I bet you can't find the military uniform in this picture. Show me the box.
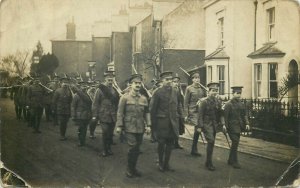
[52,79,73,140]
[224,86,249,168]
[11,81,22,120]
[27,79,46,133]
[92,71,119,156]
[185,84,206,155]
[150,71,183,172]
[19,81,31,123]
[197,82,224,171]
[87,85,98,139]
[116,74,151,177]
[48,80,60,126]
[72,85,92,146]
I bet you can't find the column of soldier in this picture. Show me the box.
[9,70,250,178]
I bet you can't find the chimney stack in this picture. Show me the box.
[66,17,76,40]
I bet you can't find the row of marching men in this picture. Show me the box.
[9,69,250,178]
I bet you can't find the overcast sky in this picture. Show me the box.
[0,0,151,57]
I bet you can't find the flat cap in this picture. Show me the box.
[129,74,143,83]
[231,86,243,93]
[160,71,173,79]
[207,82,219,89]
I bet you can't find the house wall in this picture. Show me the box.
[162,0,205,50]
[51,41,92,76]
[204,0,254,98]
[163,49,206,85]
[252,0,300,101]
[112,32,132,89]
[92,37,111,81]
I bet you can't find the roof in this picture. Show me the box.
[205,47,229,60]
[247,42,286,59]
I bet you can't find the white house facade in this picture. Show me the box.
[248,0,300,103]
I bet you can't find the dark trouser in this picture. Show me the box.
[44,104,52,121]
[228,133,240,164]
[157,137,174,169]
[52,110,58,126]
[29,106,43,132]
[23,107,30,123]
[191,126,200,153]
[126,133,143,173]
[15,104,22,120]
[58,115,70,137]
[101,122,115,152]
[75,119,90,145]
[204,130,216,165]
[89,118,98,136]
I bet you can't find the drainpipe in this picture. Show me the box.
[254,0,258,51]
[228,58,230,99]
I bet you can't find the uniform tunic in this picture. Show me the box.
[184,84,205,125]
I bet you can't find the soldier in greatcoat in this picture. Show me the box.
[92,71,120,157]
[20,77,31,124]
[72,81,92,147]
[184,70,206,156]
[197,82,224,171]
[52,77,73,140]
[172,74,184,149]
[150,71,183,172]
[116,74,151,178]
[224,86,250,169]
[10,78,23,120]
[48,76,60,126]
[27,75,46,133]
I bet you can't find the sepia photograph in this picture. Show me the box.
[0,0,299,187]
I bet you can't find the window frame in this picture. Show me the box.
[266,7,275,41]
[218,17,224,47]
[254,64,262,98]
[268,63,278,98]
[217,65,225,95]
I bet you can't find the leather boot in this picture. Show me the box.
[205,143,215,171]
[191,132,201,156]
[164,145,175,172]
[157,143,164,172]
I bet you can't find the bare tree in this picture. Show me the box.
[0,50,29,77]
[278,73,299,101]
[138,33,174,78]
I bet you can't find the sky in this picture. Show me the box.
[0,0,151,57]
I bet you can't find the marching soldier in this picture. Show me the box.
[197,82,224,171]
[27,75,46,133]
[224,86,250,169]
[172,74,184,149]
[48,76,60,126]
[87,81,98,139]
[184,70,206,156]
[116,74,151,178]
[150,71,183,172]
[53,77,73,140]
[92,70,120,157]
[20,77,32,124]
[11,78,23,120]
[72,81,92,147]
[149,79,162,143]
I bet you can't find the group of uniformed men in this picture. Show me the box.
[9,69,250,178]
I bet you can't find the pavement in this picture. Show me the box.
[182,124,299,164]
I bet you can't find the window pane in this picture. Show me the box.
[269,64,277,80]
[270,82,278,98]
[257,82,261,97]
[219,81,225,95]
